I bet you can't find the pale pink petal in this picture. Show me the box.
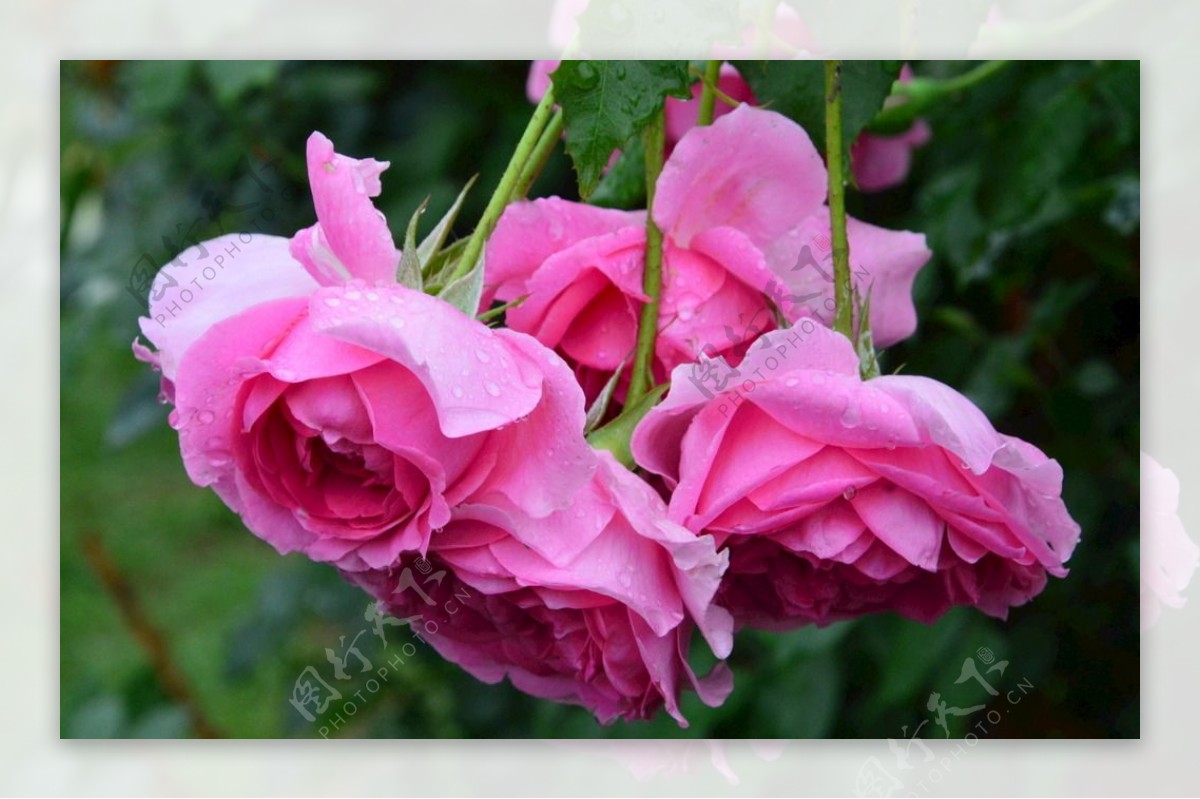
[137,233,318,380]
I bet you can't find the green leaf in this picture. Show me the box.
[397,199,427,291]
[588,135,647,209]
[583,360,627,434]
[422,237,468,293]
[552,60,692,198]
[732,60,901,159]
[418,175,477,270]
[437,252,485,318]
[586,383,667,468]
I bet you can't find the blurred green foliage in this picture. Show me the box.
[60,60,1138,739]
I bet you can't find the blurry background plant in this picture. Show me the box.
[60,59,1138,738]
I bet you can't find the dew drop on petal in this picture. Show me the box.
[345,289,362,301]
[452,386,464,399]
[840,402,861,429]
[475,349,492,363]
[842,485,857,501]
[485,381,501,397]
[324,296,341,307]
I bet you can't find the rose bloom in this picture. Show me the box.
[632,323,1082,629]
[484,105,929,404]
[135,132,595,571]
[346,452,734,726]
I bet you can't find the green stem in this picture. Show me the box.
[696,60,722,126]
[453,86,557,283]
[824,60,854,341]
[512,108,564,201]
[869,60,1011,135]
[627,109,666,403]
[934,58,1011,94]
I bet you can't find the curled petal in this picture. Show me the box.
[290,131,399,286]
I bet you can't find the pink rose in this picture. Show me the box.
[631,322,1081,629]
[346,452,734,725]
[135,133,596,571]
[485,105,929,405]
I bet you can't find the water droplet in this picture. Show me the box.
[842,485,858,501]
[960,460,971,470]
[452,386,464,399]
[784,377,800,388]
[475,349,491,363]
[365,291,379,301]
[677,306,695,321]
[156,391,169,405]
[275,368,297,381]
[167,409,182,429]
[345,289,362,300]
[324,296,341,307]
[389,317,405,328]
[389,293,405,304]
[196,410,216,425]
[840,402,861,429]
[574,61,599,89]
[485,381,501,397]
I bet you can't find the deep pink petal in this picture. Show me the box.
[289,131,398,286]
[484,198,644,307]
[653,105,826,274]
[307,282,542,437]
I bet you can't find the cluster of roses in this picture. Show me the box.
[136,79,1080,726]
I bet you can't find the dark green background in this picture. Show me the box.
[60,60,1138,738]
